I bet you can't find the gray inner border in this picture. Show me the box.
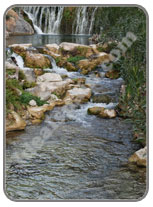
[3,3,149,202]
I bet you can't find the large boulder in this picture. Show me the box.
[6,111,26,132]
[64,87,91,104]
[37,73,62,82]
[129,146,147,167]
[24,52,51,68]
[6,9,34,35]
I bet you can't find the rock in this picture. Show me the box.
[27,79,73,98]
[23,70,36,83]
[37,73,62,82]
[92,94,112,104]
[77,53,109,74]
[65,62,78,72]
[78,59,97,74]
[49,94,59,101]
[59,42,96,58]
[99,108,116,118]
[88,107,116,118]
[9,44,32,57]
[105,69,120,79]
[37,91,51,101]
[6,9,34,35]
[73,78,86,85]
[88,107,102,115]
[129,146,147,167]
[64,88,91,104]
[5,61,19,70]
[29,99,37,106]
[45,44,60,54]
[31,119,42,125]
[59,42,81,51]
[24,52,51,69]
[33,69,43,76]
[27,103,55,119]
[6,111,26,132]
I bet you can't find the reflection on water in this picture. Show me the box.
[6,34,91,47]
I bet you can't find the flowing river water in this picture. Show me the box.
[5,35,146,200]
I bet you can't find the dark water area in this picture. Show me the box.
[6,34,91,47]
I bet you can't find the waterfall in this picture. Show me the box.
[23,6,97,35]
[72,7,97,34]
[23,6,64,34]
[88,7,98,34]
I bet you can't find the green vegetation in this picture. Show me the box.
[20,92,47,106]
[6,70,46,114]
[55,57,61,64]
[96,7,146,144]
[67,56,86,64]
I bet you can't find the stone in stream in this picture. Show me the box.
[24,52,52,69]
[88,107,116,118]
[129,146,147,167]
[27,103,55,120]
[92,94,113,104]
[37,73,62,82]
[6,111,26,132]
[64,87,92,104]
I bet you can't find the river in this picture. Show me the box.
[5,34,146,200]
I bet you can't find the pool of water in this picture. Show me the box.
[6,34,91,47]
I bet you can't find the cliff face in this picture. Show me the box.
[6,9,34,36]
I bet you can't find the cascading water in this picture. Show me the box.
[72,7,98,34]
[24,6,64,34]
[23,6,97,35]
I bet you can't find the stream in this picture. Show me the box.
[5,35,146,200]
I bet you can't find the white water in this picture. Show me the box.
[11,52,80,78]
[24,10,43,34]
[24,7,64,34]
[23,6,97,35]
